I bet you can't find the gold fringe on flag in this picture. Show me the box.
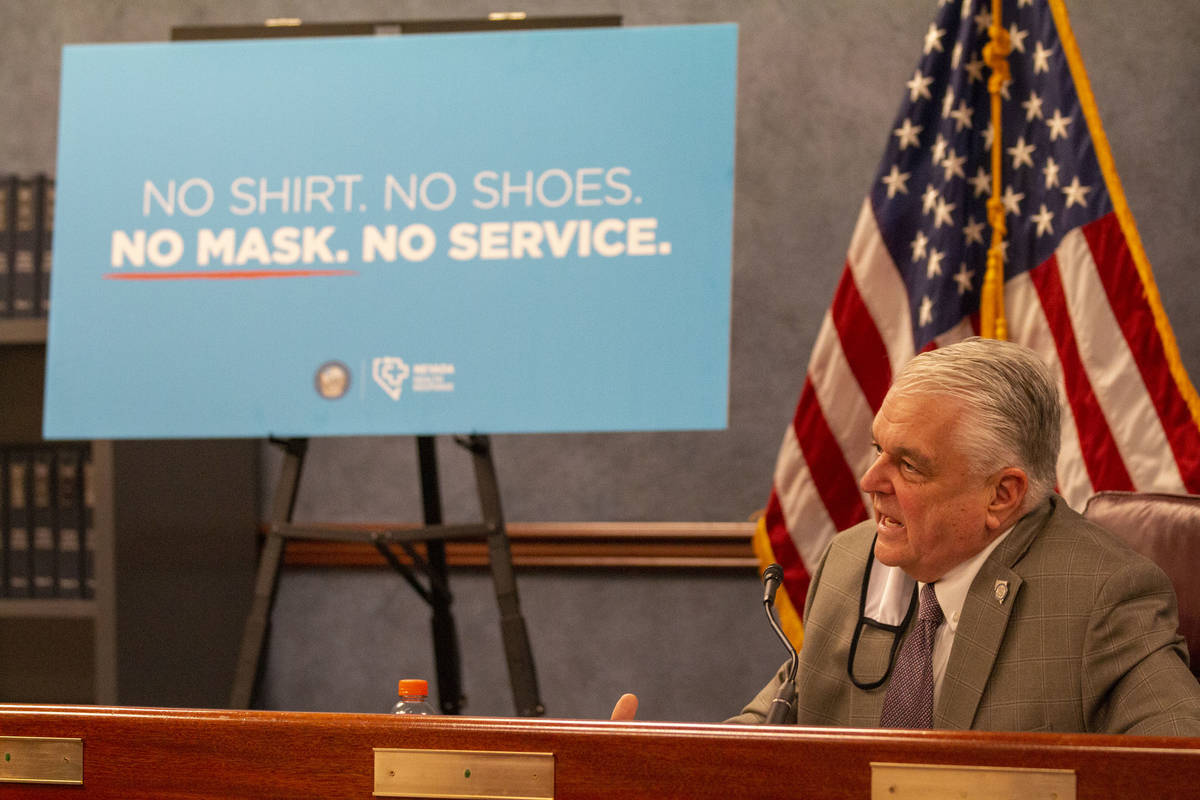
[752,517,805,649]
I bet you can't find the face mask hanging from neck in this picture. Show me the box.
[846,536,918,690]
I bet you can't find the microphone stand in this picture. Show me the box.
[761,564,799,724]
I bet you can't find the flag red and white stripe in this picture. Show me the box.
[757,0,1200,639]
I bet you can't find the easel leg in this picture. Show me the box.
[229,435,541,716]
[416,436,464,715]
[229,438,307,709]
[466,435,545,717]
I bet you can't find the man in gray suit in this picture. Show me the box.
[613,337,1200,733]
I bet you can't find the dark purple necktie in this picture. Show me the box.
[879,582,944,728]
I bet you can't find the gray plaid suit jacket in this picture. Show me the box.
[733,495,1200,734]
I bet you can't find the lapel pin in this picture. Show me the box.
[994,580,1009,603]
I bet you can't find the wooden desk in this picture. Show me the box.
[2,704,1198,798]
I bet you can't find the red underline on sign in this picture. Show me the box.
[104,269,358,281]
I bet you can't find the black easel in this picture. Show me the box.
[229,434,544,717]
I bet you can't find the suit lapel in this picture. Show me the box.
[935,499,1054,729]
[937,563,1022,728]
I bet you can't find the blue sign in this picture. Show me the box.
[44,25,737,438]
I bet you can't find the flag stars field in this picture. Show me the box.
[1042,157,1060,189]
[1062,176,1091,208]
[1046,108,1072,140]
[908,70,934,101]
[925,23,947,54]
[882,165,911,198]
[942,150,967,181]
[1001,185,1024,216]
[911,230,929,261]
[1008,136,1037,169]
[1032,204,1055,237]
[962,217,986,246]
[927,248,946,278]
[1008,23,1029,54]
[969,168,991,197]
[1022,91,1044,121]
[894,118,923,149]
[1033,41,1053,74]
[953,262,974,294]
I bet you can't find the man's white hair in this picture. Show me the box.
[888,337,1061,505]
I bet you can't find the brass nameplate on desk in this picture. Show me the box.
[374,747,554,799]
[871,762,1075,799]
[0,736,84,785]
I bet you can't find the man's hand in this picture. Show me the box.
[610,693,639,721]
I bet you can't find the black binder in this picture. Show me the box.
[35,175,53,317]
[0,176,13,317]
[30,447,57,597]
[55,445,85,598]
[11,177,37,317]
[6,448,33,597]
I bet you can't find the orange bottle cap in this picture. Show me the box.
[398,679,429,697]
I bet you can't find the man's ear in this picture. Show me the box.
[987,467,1028,530]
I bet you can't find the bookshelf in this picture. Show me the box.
[0,321,107,703]
[0,319,259,707]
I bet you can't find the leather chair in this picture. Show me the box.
[1082,491,1200,678]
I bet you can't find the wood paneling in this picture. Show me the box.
[1,705,1198,799]
[281,521,758,569]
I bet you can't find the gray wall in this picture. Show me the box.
[4,1,1198,720]
[262,567,783,721]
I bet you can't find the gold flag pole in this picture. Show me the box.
[980,1,1011,340]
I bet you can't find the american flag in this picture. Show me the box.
[758,0,1200,639]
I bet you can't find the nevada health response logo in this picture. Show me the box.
[371,356,456,400]
[372,357,410,400]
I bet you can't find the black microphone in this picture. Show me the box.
[762,562,783,605]
[761,563,798,724]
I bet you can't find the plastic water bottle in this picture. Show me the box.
[391,679,437,715]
